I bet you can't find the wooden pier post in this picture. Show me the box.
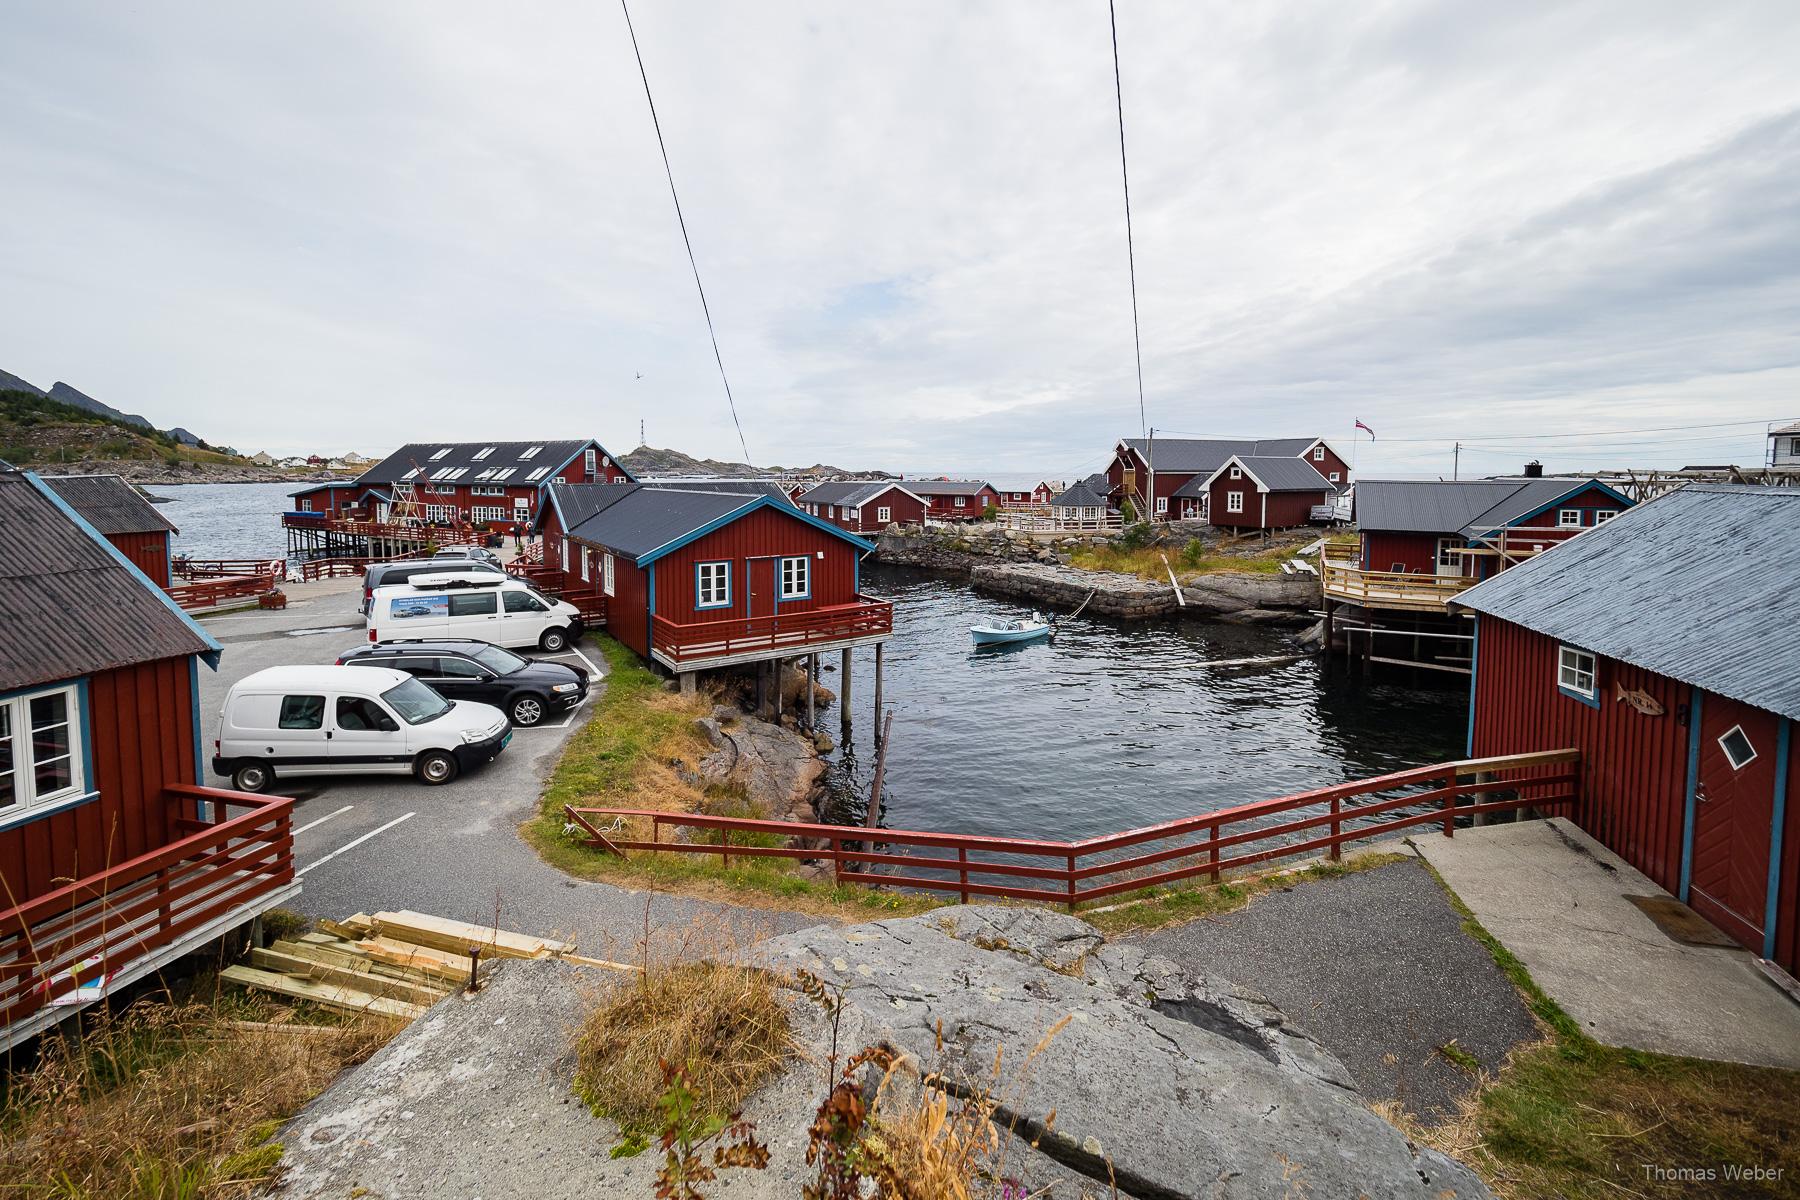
[805,653,816,731]
[774,658,784,723]
[840,647,853,737]
[873,642,885,746]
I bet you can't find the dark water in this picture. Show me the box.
[148,482,295,560]
[823,564,1466,840]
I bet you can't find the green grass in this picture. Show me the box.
[1068,540,1292,582]
[521,635,939,921]
[1412,864,1800,1199]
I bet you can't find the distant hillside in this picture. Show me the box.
[0,368,42,396]
[47,381,154,430]
[621,444,879,479]
[0,388,312,482]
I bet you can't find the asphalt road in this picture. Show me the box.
[1130,856,1539,1119]
[195,579,816,955]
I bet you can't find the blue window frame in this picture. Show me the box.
[695,561,731,610]
[779,555,811,601]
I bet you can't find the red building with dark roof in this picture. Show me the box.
[1109,437,1348,522]
[795,481,927,533]
[40,473,179,586]
[902,479,1000,523]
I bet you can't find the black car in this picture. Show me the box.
[336,639,589,727]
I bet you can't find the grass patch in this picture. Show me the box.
[1401,864,1800,1199]
[574,958,790,1133]
[1068,540,1291,582]
[0,984,395,1199]
[522,636,939,921]
[1082,851,1411,935]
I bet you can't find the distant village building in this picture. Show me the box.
[1192,455,1335,532]
[0,467,295,1051]
[796,481,928,534]
[1453,484,1800,972]
[902,479,1001,523]
[1107,437,1348,523]
[1770,421,1800,468]
[249,451,275,466]
[39,473,179,587]
[1047,477,1112,528]
[995,481,1062,508]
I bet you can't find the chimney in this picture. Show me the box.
[1523,460,1544,478]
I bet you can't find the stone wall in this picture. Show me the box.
[970,561,1181,619]
[872,523,1092,574]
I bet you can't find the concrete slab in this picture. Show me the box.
[1413,817,1800,1069]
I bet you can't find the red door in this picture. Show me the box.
[746,558,777,621]
[1689,696,1779,949]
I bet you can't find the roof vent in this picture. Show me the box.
[1523,460,1544,478]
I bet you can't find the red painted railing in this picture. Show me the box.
[296,549,432,581]
[0,784,294,1027]
[567,749,1578,909]
[651,597,894,666]
[171,557,287,581]
[166,572,282,610]
[509,564,607,625]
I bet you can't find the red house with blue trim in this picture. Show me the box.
[1453,484,1799,972]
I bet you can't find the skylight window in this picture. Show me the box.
[429,448,452,461]
[472,447,495,461]
[445,467,468,480]
[525,467,550,482]
[432,467,455,480]
[491,468,517,481]
[520,446,543,460]
[401,467,421,480]
[474,468,496,481]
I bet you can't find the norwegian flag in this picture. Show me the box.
[1354,419,1375,440]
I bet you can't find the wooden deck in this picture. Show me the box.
[651,596,893,670]
[1320,555,1478,612]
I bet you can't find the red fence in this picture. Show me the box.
[296,549,433,582]
[567,749,1578,909]
[171,557,286,580]
[509,564,607,624]
[650,597,894,666]
[166,572,281,610]
[0,784,294,1028]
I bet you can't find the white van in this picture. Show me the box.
[365,573,582,652]
[212,665,511,792]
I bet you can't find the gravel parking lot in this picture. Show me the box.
[196,579,815,951]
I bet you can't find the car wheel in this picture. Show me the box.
[539,627,570,653]
[415,749,459,785]
[510,695,547,727]
[232,761,273,793]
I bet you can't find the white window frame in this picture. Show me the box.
[1435,539,1462,570]
[696,561,731,609]
[470,505,508,523]
[876,506,891,524]
[1328,471,1341,483]
[491,468,517,481]
[424,503,457,522]
[561,539,570,573]
[1717,724,1757,770]
[602,553,615,597]
[779,555,810,600]
[1557,645,1597,700]
[846,506,860,521]
[1558,508,1582,528]
[579,548,590,581]
[584,448,597,474]
[954,496,967,508]
[1155,497,1169,514]
[1225,491,1245,514]
[1594,510,1616,524]
[1313,446,1326,461]
[1228,466,1242,479]
[0,684,88,825]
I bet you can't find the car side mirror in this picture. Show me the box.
[478,671,497,682]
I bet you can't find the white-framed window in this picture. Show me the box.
[829,505,837,519]
[846,506,860,521]
[1718,725,1757,770]
[584,448,597,475]
[299,499,313,512]
[1228,466,1242,479]
[877,506,891,523]
[561,539,570,572]
[1594,510,1616,524]
[471,485,506,497]
[470,505,508,523]
[1313,446,1326,461]
[696,561,731,609]
[1225,491,1245,514]
[0,685,87,820]
[1558,508,1582,528]
[1436,539,1462,570]
[780,555,810,599]
[1155,497,1169,514]
[1557,645,1597,700]
[579,548,590,581]
[1328,471,1341,483]
[602,553,615,597]
[954,496,967,508]
[424,504,458,521]
[473,447,495,461]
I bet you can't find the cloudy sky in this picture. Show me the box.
[3,1,1798,481]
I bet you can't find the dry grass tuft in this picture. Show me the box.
[0,993,395,1199]
[574,959,791,1133]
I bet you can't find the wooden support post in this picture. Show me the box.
[831,834,844,886]
[865,710,894,828]
[1329,796,1342,861]
[840,647,853,735]
[774,658,784,723]
[873,642,885,745]
[1066,852,1077,913]
[1208,822,1221,884]
[1442,775,1455,837]
[679,672,696,697]
[805,653,816,731]
[755,662,766,718]
[958,847,970,904]
[1471,769,1492,827]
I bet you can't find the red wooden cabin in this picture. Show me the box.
[1454,484,1799,972]
[1353,476,1633,580]
[0,468,294,1052]
[1109,437,1348,522]
[795,481,927,533]
[995,481,1062,508]
[903,480,1000,522]
[1191,455,1333,531]
[548,483,892,678]
[40,473,178,587]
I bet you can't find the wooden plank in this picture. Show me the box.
[369,910,574,959]
[355,937,492,983]
[221,965,426,1020]
[248,947,448,1006]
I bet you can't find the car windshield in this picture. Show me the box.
[470,644,528,675]
[381,677,453,725]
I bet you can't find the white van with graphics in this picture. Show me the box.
[212,665,510,791]
[365,573,582,652]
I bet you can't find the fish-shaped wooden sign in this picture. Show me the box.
[1614,682,1665,717]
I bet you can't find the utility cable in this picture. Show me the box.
[1108,0,1147,441]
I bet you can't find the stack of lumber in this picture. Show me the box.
[221,909,582,1020]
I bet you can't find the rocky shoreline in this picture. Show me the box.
[60,459,354,486]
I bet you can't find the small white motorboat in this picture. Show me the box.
[970,613,1052,647]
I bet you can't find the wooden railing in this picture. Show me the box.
[0,784,294,1027]
[166,571,283,610]
[171,557,286,581]
[508,564,607,625]
[1320,555,1479,612]
[296,549,432,581]
[567,749,1578,910]
[651,597,894,666]
[998,510,1123,534]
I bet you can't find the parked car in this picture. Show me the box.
[366,573,582,652]
[362,557,505,614]
[432,544,502,566]
[336,639,589,727]
[212,665,510,792]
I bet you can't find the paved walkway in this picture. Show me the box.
[1131,858,1538,1119]
[1414,817,1800,1069]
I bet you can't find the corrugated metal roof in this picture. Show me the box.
[798,480,910,507]
[1051,481,1108,507]
[1452,485,1800,721]
[0,471,214,692]
[39,473,177,535]
[565,488,758,561]
[547,482,638,533]
[1459,478,1607,535]
[642,480,794,505]
[1120,437,1319,473]
[1355,479,1537,533]
[1770,419,1800,435]
[902,479,993,497]
[355,440,622,486]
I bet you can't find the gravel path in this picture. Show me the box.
[1130,856,1538,1119]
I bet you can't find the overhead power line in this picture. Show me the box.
[1107,0,1147,441]
[618,0,752,466]
[1151,416,1795,446]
